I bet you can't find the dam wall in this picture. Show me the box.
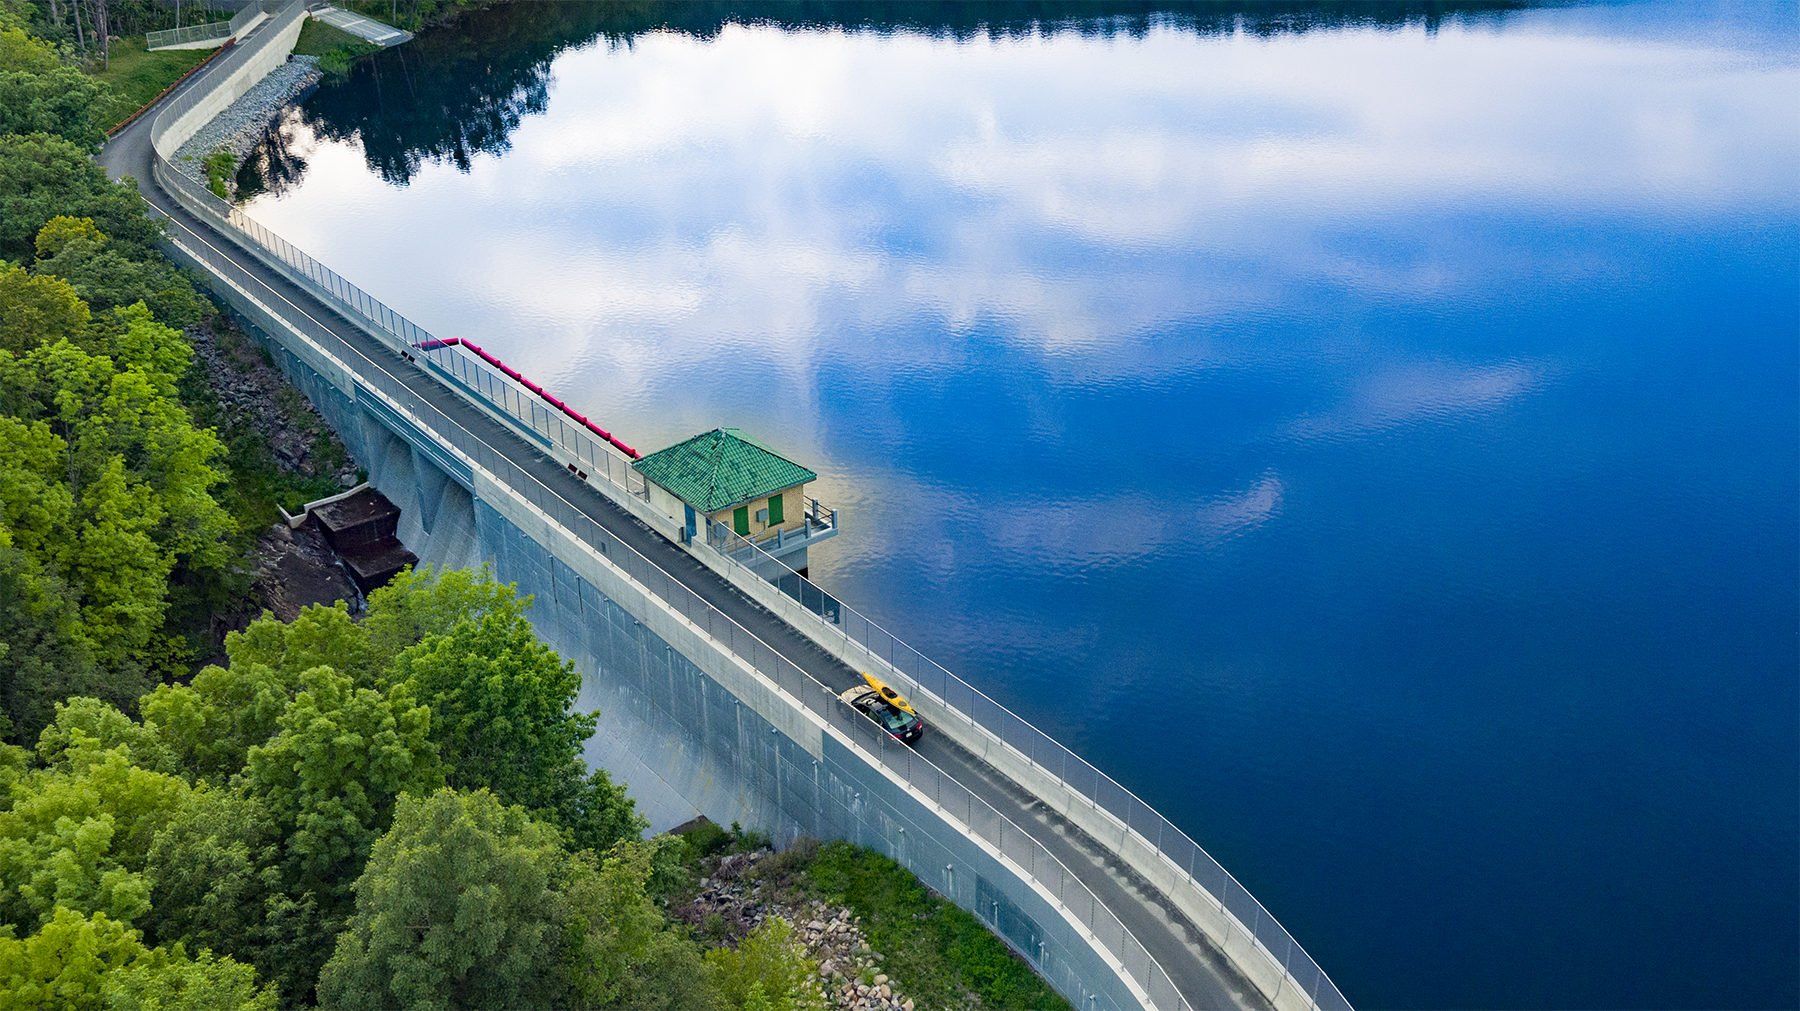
[188,260,1145,1010]
[118,6,1353,1007]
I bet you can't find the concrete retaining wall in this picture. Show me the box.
[152,10,304,157]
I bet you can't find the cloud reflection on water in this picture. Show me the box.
[236,8,1800,1007]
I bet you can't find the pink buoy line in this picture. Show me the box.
[416,337,640,459]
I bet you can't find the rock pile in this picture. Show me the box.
[678,848,916,1011]
[250,520,360,622]
[174,55,322,196]
[186,317,360,488]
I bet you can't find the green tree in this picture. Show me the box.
[0,259,89,352]
[0,745,190,929]
[0,328,233,715]
[33,217,207,328]
[705,917,826,1011]
[225,603,377,689]
[386,608,597,814]
[0,334,235,663]
[0,533,98,742]
[0,907,274,1011]
[141,661,298,786]
[34,696,174,774]
[559,764,647,856]
[317,788,584,1010]
[233,664,441,999]
[379,569,644,851]
[63,456,169,664]
[0,443,164,720]
[100,303,195,393]
[562,839,721,1011]
[244,665,442,898]
[362,564,524,665]
[140,787,284,982]
[321,788,720,1011]
[0,24,104,148]
[0,63,104,150]
[0,133,160,262]
[0,22,61,76]
[0,414,71,554]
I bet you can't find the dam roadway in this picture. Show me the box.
[102,15,1289,1009]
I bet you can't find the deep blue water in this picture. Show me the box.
[242,3,1800,1006]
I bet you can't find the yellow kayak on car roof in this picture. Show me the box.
[861,672,916,715]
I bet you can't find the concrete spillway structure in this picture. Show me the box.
[101,7,1352,1010]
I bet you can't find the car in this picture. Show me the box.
[839,683,925,744]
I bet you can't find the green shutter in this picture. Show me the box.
[733,506,750,536]
[767,493,784,525]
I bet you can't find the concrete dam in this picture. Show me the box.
[101,6,1351,1009]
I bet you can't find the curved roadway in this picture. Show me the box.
[101,27,1266,1011]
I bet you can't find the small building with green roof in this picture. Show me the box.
[633,428,838,572]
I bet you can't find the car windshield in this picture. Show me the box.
[875,704,917,733]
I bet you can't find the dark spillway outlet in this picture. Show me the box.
[310,487,417,592]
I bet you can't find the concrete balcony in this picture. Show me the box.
[710,496,838,577]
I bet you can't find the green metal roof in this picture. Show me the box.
[631,428,817,514]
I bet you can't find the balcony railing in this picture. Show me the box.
[714,497,839,559]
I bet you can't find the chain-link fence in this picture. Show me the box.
[139,13,1350,1008]
[145,0,277,48]
[146,18,232,48]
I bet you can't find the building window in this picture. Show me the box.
[767,493,784,525]
[733,506,750,536]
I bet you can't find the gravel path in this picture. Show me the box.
[173,55,321,193]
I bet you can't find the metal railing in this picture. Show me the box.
[138,12,1349,1009]
[720,497,839,556]
[146,18,232,48]
[414,339,652,498]
[696,512,1353,1011]
[227,0,269,36]
[145,0,275,48]
[150,0,304,159]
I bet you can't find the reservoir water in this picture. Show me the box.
[240,3,1799,1006]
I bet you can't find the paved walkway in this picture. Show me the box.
[309,5,411,46]
[99,23,1267,1009]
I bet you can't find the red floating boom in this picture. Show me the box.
[415,337,640,459]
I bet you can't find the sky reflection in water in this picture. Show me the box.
[243,5,1799,1006]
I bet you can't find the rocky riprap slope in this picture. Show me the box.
[676,848,918,1011]
[173,55,322,196]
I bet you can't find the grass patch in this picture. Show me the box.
[203,148,234,198]
[666,824,1072,1009]
[88,38,210,129]
[293,18,379,76]
[804,841,1073,1011]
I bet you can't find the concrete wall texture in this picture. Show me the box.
[152,10,304,157]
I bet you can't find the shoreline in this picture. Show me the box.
[172,53,321,195]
